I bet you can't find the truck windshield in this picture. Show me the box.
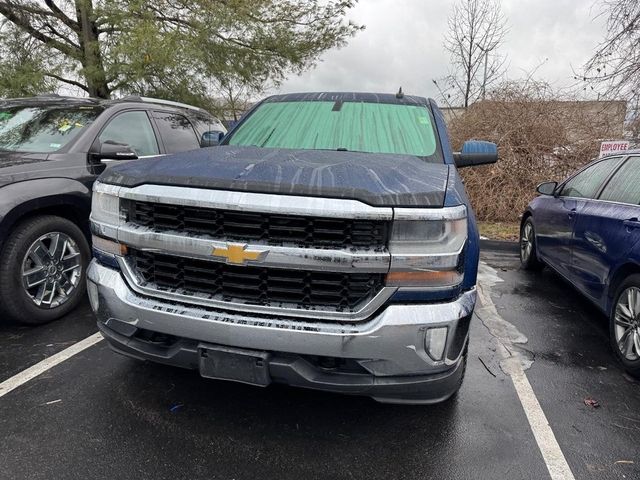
[227,100,440,159]
[0,105,102,153]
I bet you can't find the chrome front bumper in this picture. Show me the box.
[87,260,476,403]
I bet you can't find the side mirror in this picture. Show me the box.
[200,130,225,148]
[454,140,498,168]
[536,181,558,196]
[95,140,138,161]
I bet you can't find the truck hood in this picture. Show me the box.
[99,146,450,207]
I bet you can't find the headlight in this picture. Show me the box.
[387,205,467,288]
[91,181,123,226]
[389,216,467,255]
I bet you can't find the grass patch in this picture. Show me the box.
[478,221,520,241]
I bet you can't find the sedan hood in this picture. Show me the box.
[99,146,450,207]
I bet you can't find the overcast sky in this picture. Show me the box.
[275,0,607,102]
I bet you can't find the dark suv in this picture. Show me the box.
[0,94,226,325]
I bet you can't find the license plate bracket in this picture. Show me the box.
[198,344,271,387]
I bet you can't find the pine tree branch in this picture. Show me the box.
[43,72,89,92]
[0,3,82,59]
[44,0,80,31]
[43,21,81,50]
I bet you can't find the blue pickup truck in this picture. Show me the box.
[87,92,497,404]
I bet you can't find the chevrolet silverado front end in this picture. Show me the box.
[87,92,497,404]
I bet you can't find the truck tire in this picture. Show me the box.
[519,217,544,271]
[0,215,90,325]
[610,274,640,378]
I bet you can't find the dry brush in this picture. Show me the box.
[448,82,626,222]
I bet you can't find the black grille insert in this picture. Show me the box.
[125,200,389,249]
[130,250,385,311]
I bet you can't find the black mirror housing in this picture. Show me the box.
[536,181,558,196]
[95,140,138,161]
[454,140,498,168]
[201,130,225,148]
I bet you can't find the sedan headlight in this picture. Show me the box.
[91,181,123,226]
[387,205,467,288]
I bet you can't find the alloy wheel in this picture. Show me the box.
[614,286,640,361]
[520,222,533,261]
[21,232,82,309]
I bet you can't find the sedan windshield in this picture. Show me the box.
[0,105,102,153]
[227,100,440,160]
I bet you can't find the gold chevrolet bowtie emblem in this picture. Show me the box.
[211,243,266,265]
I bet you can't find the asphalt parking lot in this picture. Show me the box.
[1,247,639,480]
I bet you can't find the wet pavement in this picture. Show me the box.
[1,247,639,480]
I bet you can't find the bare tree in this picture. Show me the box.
[442,0,508,108]
[584,1,639,99]
[210,76,263,124]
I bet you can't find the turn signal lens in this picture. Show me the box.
[385,270,462,287]
[92,235,128,256]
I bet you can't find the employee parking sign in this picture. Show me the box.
[599,140,629,158]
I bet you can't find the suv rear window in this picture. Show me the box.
[226,100,440,159]
[0,105,102,153]
[152,112,200,154]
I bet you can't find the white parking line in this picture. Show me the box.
[0,332,103,398]
[477,263,575,480]
[508,357,576,480]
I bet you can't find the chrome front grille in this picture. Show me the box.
[124,200,390,249]
[93,184,397,321]
[129,249,385,312]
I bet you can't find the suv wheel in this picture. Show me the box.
[610,275,640,377]
[0,215,90,325]
[520,218,544,271]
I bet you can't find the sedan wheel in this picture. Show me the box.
[613,286,640,361]
[519,218,544,271]
[520,222,533,262]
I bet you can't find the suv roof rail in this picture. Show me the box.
[0,94,98,104]
[118,95,208,114]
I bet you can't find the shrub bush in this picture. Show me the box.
[448,82,626,222]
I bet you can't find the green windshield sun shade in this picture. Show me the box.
[229,101,438,157]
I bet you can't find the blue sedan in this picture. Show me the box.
[520,151,640,376]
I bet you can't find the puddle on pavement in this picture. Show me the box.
[477,262,534,373]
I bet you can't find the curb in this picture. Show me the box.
[480,239,519,253]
